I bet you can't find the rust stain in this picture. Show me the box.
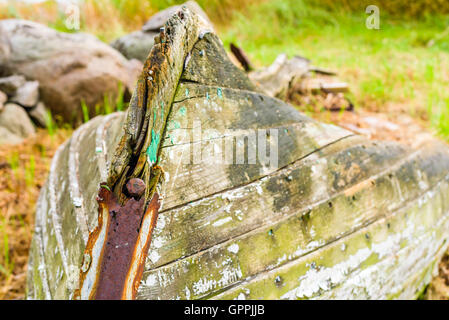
[123,193,160,300]
[126,178,146,198]
[75,182,160,300]
[344,178,375,197]
[94,194,145,299]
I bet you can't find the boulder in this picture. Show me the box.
[28,101,48,128]
[10,80,39,108]
[0,19,143,124]
[0,90,6,112]
[0,102,35,144]
[0,75,26,96]
[111,1,213,62]
[110,30,156,63]
[0,28,10,77]
[0,127,24,145]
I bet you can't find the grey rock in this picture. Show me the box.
[142,1,212,32]
[111,30,157,62]
[0,74,26,96]
[0,126,25,145]
[28,101,48,128]
[112,1,213,63]
[0,28,11,77]
[11,80,39,108]
[0,102,35,144]
[0,90,6,112]
[0,19,143,124]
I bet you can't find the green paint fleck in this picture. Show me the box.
[146,128,161,165]
[167,120,181,131]
[166,134,174,145]
[179,106,187,116]
[185,88,189,97]
[217,88,223,99]
[284,128,289,134]
[100,184,111,192]
[206,92,210,100]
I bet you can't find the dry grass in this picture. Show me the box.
[0,129,72,300]
[425,252,449,299]
[0,0,264,42]
[0,0,154,42]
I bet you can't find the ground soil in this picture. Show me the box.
[0,129,71,300]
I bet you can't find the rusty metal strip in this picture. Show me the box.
[75,8,212,300]
[74,181,160,300]
[122,193,161,300]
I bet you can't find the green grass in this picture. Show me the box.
[115,82,125,112]
[25,156,35,188]
[81,100,90,123]
[7,152,19,178]
[0,217,13,278]
[217,0,449,141]
[44,110,57,140]
[2,0,449,141]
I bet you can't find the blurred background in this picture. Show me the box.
[1,0,449,299]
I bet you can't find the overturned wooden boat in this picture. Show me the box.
[27,8,449,300]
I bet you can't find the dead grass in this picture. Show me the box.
[0,0,265,42]
[424,252,449,299]
[0,0,154,42]
[0,129,72,300]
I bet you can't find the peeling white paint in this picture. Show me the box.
[185,286,191,300]
[149,251,161,264]
[234,209,243,221]
[281,207,449,300]
[281,247,372,299]
[237,293,246,300]
[227,244,239,254]
[152,236,165,249]
[145,274,157,287]
[192,265,243,297]
[212,216,232,227]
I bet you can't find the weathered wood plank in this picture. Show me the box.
[107,8,212,198]
[29,115,125,299]
[213,176,449,300]
[181,33,256,91]
[136,143,449,299]
[27,186,52,300]
[143,136,403,269]
[77,114,123,231]
[158,82,353,208]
